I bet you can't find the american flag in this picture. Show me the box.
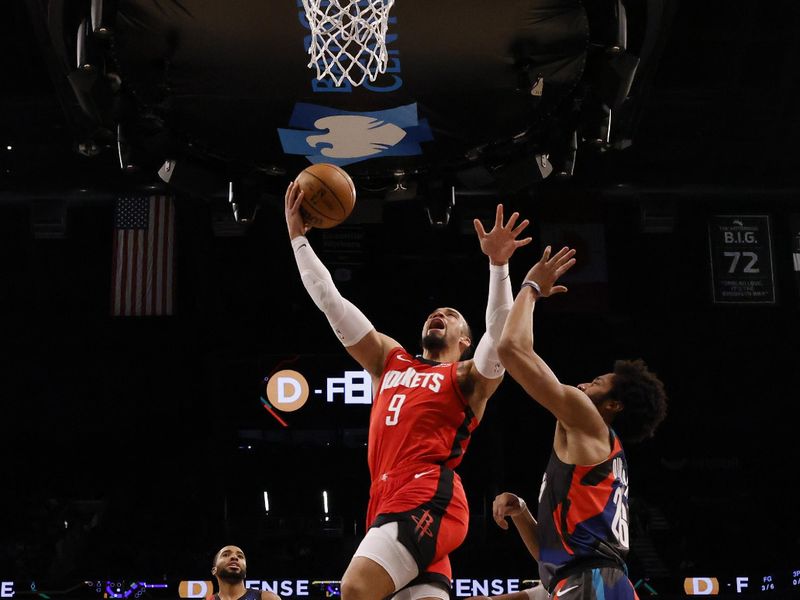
[111,196,175,316]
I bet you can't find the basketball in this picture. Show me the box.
[294,163,356,229]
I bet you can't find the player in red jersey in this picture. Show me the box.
[285,182,531,600]
[493,247,668,600]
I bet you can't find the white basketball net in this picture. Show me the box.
[302,0,395,87]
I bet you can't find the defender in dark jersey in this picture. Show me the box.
[286,184,531,600]
[210,545,281,600]
[493,247,668,600]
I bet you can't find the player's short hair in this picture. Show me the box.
[608,359,668,443]
[212,545,243,567]
[212,548,222,567]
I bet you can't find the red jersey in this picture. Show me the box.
[365,347,479,582]
[368,347,478,482]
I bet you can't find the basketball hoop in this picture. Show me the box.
[301,0,395,87]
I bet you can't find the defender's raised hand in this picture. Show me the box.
[492,492,528,530]
[523,245,576,297]
[474,204,532,266]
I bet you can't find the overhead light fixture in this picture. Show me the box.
[228,180,259,224]
[554,130,578,179]
[116,124,137,172]
[157,158,227,198]
[91,0,115,38]
[494,152,553,192]
[424,182,455,229]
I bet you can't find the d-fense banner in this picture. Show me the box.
[3,573,800,599]
[0,578,541,600]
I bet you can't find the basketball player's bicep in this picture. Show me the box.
[344,330,400,377]
[459,361,501,420]
[519,372,602,431]
[468,363,501,398]
[501,348,589,422]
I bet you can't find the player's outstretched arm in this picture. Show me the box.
[498,246,605,434]
[285,182,399,377]
[493,492,540,561]
[464,204,532,415]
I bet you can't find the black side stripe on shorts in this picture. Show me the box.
[425,465,455,514]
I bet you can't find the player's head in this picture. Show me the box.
[579,359,668,443]
[421,307,472,359]
[212,545,247,582]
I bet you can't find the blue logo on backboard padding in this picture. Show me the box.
[278,102,433,166]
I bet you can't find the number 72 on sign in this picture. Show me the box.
[708,215,776,304]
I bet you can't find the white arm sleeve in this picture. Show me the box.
[473,262,513,379]
[291,236,374,347]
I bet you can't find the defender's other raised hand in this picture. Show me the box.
[492,492,528,530]
[285,181,311,239]
[523,245,576,297]
[474,204,532,266]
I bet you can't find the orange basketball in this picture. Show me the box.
[295,163,356,229]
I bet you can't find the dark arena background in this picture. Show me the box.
[2,1,800,599]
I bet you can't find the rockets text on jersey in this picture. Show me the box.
[380,367,446,393]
